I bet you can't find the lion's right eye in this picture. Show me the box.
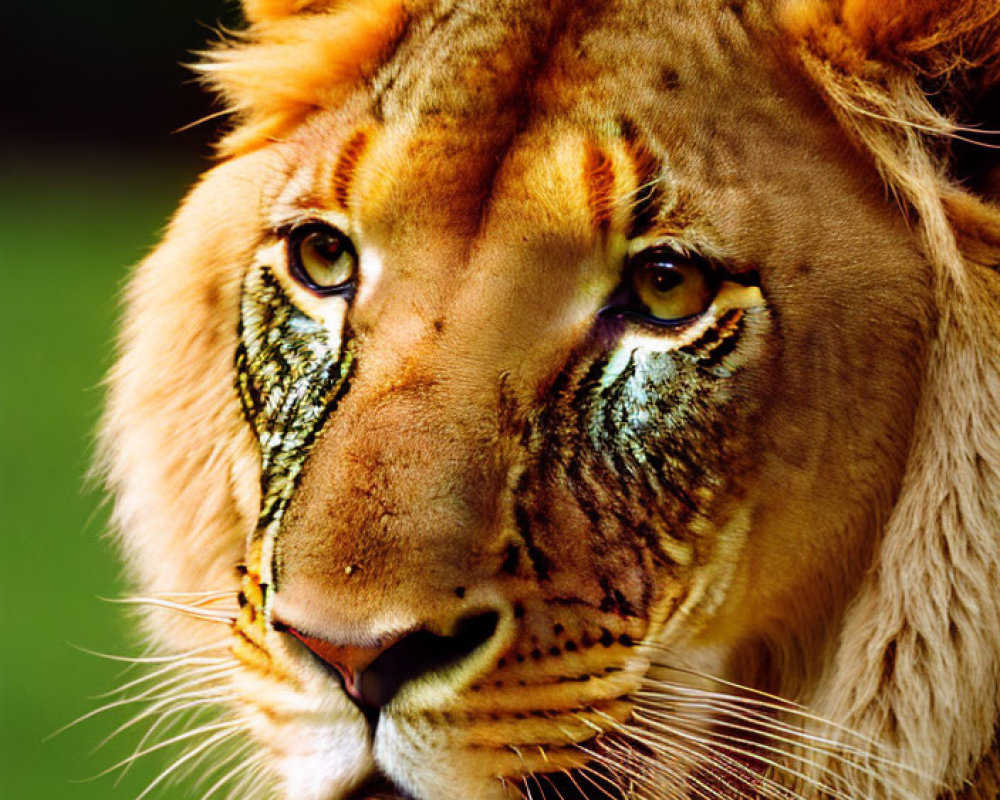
[287,222,358,296]
[631,254,714,324]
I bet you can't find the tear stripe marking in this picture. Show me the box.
[235,265,354,604]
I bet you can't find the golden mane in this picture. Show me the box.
[777,2,1000,795]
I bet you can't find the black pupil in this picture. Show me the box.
[311,233,343,262]
[648,264,683,293]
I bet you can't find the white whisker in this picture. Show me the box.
[562,763,618,800]
[112,699,228,787]
[52,690,204,741]
[637,652,890,752]
[108,662,236,711]
[142,590,237,603]
[222,757,269,800]
[636,698,918,794]
[575,738,689,800]
[196,741,258,800]
[134,727,238,800]
[88,721,240,780]
[635,679,935,785]
[98,686,233,755]
[103,596,237,623]
[537,768,566,800]
[619,717,801,800]
[598,732,737,800]
[509,745,539,800]
[571,762,628,800]
[58,662,236,742]
[629,709,855,800]
[164,724,241,793]
[93,657,233,700]
[69,641,230,664]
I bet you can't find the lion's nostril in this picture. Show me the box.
[358,611,499,708]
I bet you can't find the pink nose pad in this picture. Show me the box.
[287,628,407,703]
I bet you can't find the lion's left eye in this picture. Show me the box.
[287,222,358,296]
[602,248,718,326]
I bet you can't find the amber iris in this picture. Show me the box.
[632,254,714,323]
[287,223,358,295]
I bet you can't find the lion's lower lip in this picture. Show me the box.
[345,775,406,800]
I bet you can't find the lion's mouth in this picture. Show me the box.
[347,764,627,800]
[346,775,403,800]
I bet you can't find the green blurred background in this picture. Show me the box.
[1,2,243,798]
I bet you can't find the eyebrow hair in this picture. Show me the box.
[331,128,371,211]
[623,135,666,239]
[584,141,616,233]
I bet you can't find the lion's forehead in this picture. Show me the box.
[372,0,760,121]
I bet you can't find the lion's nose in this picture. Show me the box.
[286,627,408,704]
[286,611,500,710]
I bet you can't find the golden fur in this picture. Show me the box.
[100,1,1000,798]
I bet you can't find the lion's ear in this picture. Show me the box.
[785,0,1000,207]
[837,0,1000,80]
[784,0,1000,88]
[862,0,1000,199]
[843,0,1000,199]
[203,0,417,155]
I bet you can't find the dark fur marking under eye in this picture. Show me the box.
[236,266,355,580]
[679,308,745,370]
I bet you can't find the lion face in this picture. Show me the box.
[102,1,1000,799]
[226,4,930,791]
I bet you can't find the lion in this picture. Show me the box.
[98,1,1000,799]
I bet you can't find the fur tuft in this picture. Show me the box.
[242,0,338,24]
[781,0,1000,278]
[201,0,415,155]
[784,0,1000,84]
[841,0,1000,82]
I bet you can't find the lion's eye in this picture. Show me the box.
[629,250,715,324]
[287,223,357,296]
